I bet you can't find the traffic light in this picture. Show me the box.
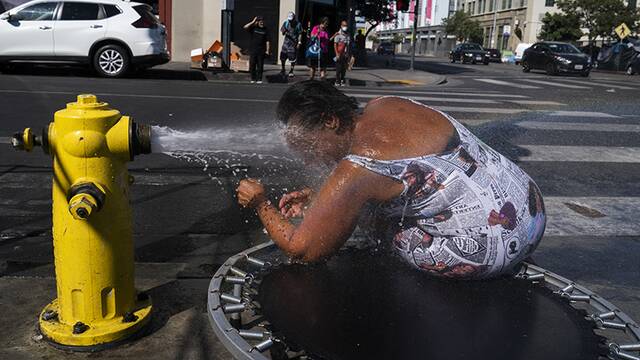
[397,0,409,11]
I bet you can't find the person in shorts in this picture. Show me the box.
[279,12,302,78]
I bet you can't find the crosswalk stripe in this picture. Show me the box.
[547,110,620,118]
[349,93,499,104]
[520,79,589,89]
[545,197,640,236]
[506,100,565,106]
[343,89,529,98]
[474,79,541,89]
[434,106,529,114]
[518,121,640,132]
[518,145,640,163]
[556,79,636,90]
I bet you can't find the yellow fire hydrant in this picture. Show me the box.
[12,94,153,349]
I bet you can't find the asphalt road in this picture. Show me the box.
[1,57,639,359]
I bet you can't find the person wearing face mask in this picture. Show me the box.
[280,12,303,78]
[244,16,271,84]
[332,20,351,86]
[307,17,330,80]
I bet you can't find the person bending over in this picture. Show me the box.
[236,80,546,279]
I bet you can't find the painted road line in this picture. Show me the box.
[474,79,541,89]
[556,79,636,90]
[520,79,589,89]
[518,121,640,133]
[547,110,620,118]
[0,89,279,103]
[518,145,640,163]
[349,93,499,104]
[434,106,529,114]
[506,100,565,106]
[545,197,640,237]
[343,89,528,98]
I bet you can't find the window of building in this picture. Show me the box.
[489,0,494,11]
[501,0,507,9]
[545,0,555,6]
[15,2,57,21]
[60,2,101,20]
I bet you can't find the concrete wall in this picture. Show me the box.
[171,0,222,62]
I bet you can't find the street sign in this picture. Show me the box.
[615,23,630,40]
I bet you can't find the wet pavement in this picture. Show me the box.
[1,56,640,359]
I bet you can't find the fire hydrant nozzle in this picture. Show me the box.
[14,94,153,349]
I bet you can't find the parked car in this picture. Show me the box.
[522,41,591,77]
[485,48,502,63]
[627,52,640,75]
[449,43,490,65]
[514,43,532,65]
[597,39,640,73]
[377,42,395,55]
[0,0,170,77]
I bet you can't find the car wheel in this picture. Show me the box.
[580,71,590,77]
[522,61,531,73]
[450,56,455,63]
[545,62,557,76]
[93,44,130,78]
[484,60,489,65]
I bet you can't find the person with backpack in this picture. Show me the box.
[244,16,271,84]
[280,12,303,78]
[306,17,330,80]
[332,20,351,86]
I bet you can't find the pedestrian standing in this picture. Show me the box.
[355,29,366,66]
[332,20,351,86]
[306,17,330,81]
[280,12,302,78]
[244,16,271,84]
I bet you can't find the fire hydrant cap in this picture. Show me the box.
[68,94,108,110]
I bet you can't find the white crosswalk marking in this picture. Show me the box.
[474,78,541,89]
[506,100,565,106]
[556,79,636,90]
[520,79,589,89]
[348,93,499,104]
[518,121,640,133]
[547,110,620,118]
[343,89,529,98]
[518,145,640,163]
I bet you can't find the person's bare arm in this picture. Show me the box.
[244,17,257,30]
[239,161,401,262]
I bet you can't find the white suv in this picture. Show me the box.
[0,0,170,77]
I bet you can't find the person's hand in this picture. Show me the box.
[252,16,258,23]
[278,188,313,219]
[237,179,267,208]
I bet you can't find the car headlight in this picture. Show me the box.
[485,53,490,57]
[465,53,473,56]
[554,56,571,65]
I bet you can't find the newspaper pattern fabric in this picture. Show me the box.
[345,100,546,279]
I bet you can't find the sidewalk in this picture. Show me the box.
[156,54,446,87]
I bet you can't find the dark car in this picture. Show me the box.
[522,42,591,76]
[377,42,395,55]
[486,48,502,63]
[627,52,640,75]
[450,43,490,65]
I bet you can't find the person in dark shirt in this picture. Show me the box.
[244,16,271,84]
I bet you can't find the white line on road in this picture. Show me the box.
[547,110,620,118]
[518,121,640,133]
[343,89,529,98]
[0,89,279,103]
[556,79,636,90]
[474,79,541,89]
[506,100,566,106]
[518,145,640,163]
[349,93,499,104]
[434,106,530,114]
[520,79,589,89]
[545,197,640,237]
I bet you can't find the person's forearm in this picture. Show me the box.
[266,42,271,52]
[256,200,307,258]
[243,21,254,29]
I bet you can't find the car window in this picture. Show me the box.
[60,2,100,20]
[547,43,580,54]
[15,2,58,21]
[103,4,121,18]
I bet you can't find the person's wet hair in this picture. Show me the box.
[276,80,359,132]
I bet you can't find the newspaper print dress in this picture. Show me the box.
[345,101,546,279]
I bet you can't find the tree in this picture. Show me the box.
[556,0,640,45]
[443,10,484,43]
[354,0,396,39]
[539,12,583,42]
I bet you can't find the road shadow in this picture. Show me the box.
[1,64,208,81]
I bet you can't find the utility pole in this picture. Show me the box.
[410,0,420,71]
[490,0,498,48]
